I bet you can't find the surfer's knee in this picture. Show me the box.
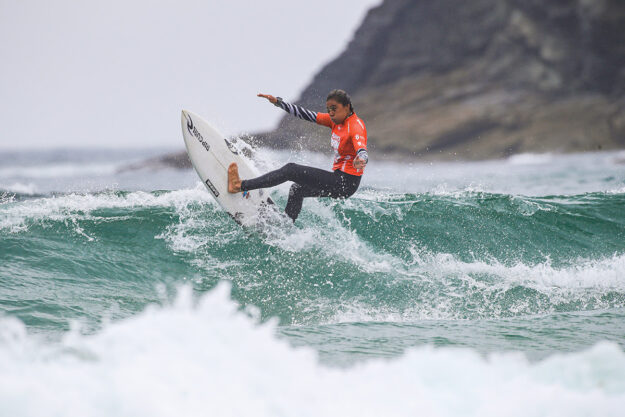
[289,183,304,197]
[283,162,298,175]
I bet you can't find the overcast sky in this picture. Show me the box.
[0,0,381,150]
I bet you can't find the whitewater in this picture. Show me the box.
[1,146,625,416]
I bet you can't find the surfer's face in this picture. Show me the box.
[326,99,350,124]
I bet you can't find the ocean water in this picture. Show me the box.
[1,146,625,416]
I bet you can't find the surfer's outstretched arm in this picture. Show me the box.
[258,93,318,124]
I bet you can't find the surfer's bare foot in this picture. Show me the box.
[228,163,242,193]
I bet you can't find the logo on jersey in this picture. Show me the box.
[331,132,340,150]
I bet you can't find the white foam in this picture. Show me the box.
[0,184,214,233]
[612,151,625,165]
[323,248,625,323]
[0,182,38,195]
[407,250,625,316]
[429,182,490,197]
[0,162,119,179]
[507,153,554,165]
[260,196,402,275]
[419,252,625,293]
[0,283,623,417]
[146,177,402,278]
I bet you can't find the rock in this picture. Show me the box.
[257,0,625,160]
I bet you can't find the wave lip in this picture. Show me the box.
[0,186,213,233]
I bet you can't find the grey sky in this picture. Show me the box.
[0,0,380,150]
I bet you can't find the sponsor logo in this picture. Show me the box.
[331,132,340,150]
[205,178,219,197]
[185,113,194,133]
[185,113,210,152]
[224,138,239,155]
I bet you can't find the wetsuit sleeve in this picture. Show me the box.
[274,98,318,123]
[351,119,369,163]
[315,113,333,128]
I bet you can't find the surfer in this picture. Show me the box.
[227,89,368,222]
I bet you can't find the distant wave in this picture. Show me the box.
[507,153,553,165]
[0,182,38,195]
[0,162,119,179]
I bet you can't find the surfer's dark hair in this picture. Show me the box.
[326,89,354,113]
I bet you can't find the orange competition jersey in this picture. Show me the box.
[316,113,368,176]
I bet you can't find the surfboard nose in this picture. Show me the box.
[181,110,192,128]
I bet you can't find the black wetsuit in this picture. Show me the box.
[241,163,361,221]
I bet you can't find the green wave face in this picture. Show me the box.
[1,189,625,334]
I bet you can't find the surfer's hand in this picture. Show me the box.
[257,93,278,104]
[354,156,367,169]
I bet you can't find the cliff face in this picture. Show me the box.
[259,0,625,159]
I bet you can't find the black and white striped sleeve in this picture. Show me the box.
[274,97,318,123]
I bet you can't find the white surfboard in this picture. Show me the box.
[181,110,277,226]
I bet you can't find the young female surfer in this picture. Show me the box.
[227,89,369,222]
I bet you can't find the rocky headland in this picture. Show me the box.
[141,0,625,170]
[256,0,625,160]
